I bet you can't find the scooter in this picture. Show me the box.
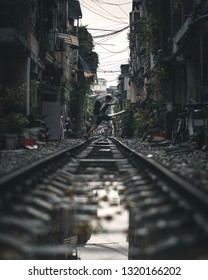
[28,114,50,142]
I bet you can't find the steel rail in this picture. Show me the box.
[0,136,208,260]
[112,137,208,217]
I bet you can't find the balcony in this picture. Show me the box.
[57,33,79,49]
[0,3,31,49]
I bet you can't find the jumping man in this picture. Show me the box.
[85,94,116,139]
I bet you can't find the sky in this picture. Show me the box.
[79,0,132,87]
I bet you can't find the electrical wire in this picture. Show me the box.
[79,0,131,85]
[98,58,129,65]
[99,51,128,60]
[80,1,128,24]
[97,70,120,73]
[87,28,121,31]
[92,26,129,39]
[99,59,129,71]
[98,64,128,73]
[95,28,129,45]
[96,45,128,54]
[90,0,127,23]
[95,1,131,6]
[85,19,144,41]
[119,5,128,17]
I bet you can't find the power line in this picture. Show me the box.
[119,5,128,17]
[90,0,127,24]
[96,1,131,6]
[92,18,146,42]
[99,51,128,60]
[98,59,129,71]
[94,26,129,44]
[87,28,121,31]
[79,0,131,86]
[97,70,120,73]
[95,43,115,46]
[80,1,128,24]
[98,63,129,73]
[98,58,129,64]
[92,26,129,39]
[96,45,128,54]
[98,63,128,71]
[94,18,146,45]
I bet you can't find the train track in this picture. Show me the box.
[0,137,208,260]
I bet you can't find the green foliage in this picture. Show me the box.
[133,109,149,137]
[0,84,26,115]
[0,113,29,134]
[142,0,159,52]
[87,98,95,117]
[78,26,99,73]
[151,63,169,104]
[120,102,135,138]
[121,100,161,138]
[0,84,29,134]
[69,26,98,135]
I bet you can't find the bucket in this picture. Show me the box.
[23,138,36,146]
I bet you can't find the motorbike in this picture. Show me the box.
[28,114,50,142]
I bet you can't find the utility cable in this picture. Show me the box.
[99,62,129,69]
[97,70,120,73]
[92,26,129,39]
[80,1,128,24]
[90,0,127,23]
[95,29,129,45]
[95,1,131,6]
[96,45,128,54]
[99,60,129,71]
[99,51,128,60]
[85,19,145,40]
[87,28,121,32]
[98,58,129,65]
[119,5,128,17]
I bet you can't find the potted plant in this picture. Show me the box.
[0,84,29,148]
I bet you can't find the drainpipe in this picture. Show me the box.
[199,24,203,102]
[26,57,31,116]
[170,0,175,104]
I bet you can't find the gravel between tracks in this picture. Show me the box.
[0,139,83,177]
[1,137,208,194]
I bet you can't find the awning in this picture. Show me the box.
[57,33,79,48]
[78,54,94,78]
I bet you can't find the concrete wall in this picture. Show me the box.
[0,47,27,86]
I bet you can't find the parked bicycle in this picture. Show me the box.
[171,110,189,145]
[171,102,208,149]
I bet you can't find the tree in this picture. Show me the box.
[69,26,98,136]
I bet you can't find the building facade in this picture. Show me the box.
[0,0,82,140]
[129,0,208,108]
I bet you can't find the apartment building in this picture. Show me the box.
[129,0,208,107]
[0,0,82,139]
